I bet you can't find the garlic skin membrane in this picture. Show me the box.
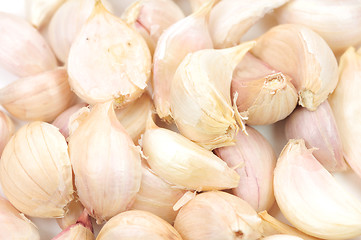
[0,111,14,155]
[263,235,304,240]
[56,199,85,230]
[189,0,208,12]
[0,122,74,218]
[252,24,338,111]
[26,0,65,29]
[274,139,361,239]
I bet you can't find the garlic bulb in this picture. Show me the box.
[0,111,14,155]
[68,101,142,223]
[214,126,276,212]
[285,101,347,172]
[232,53,297,125]
[57,199,85,230]
[0,122,74,218]
[209,0,288,48]
[264,235,304,240]
[26,0,65,29]
[274,139,361,239]
[0,67,75,122]
[174,191,263,240]
[171,41,254,150]
[152,0,214,121]
[122,0,185,54]
[252,24,338,111]
[0,197,40,239]
[0,12,57,77]
[97,210,182,239]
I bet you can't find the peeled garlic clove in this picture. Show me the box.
[264,235,304,240]
[174,191,263,240]
[0,67,75,122]
[0,122,74,218]
[57,199,85,230]
[68,101,142,223]
[232,53,297,125]
[97,210,182,239]
[171,41,255,150]
[252,24,338,111]
[153,0,214,121]
[274,139,361,239]
[214,126,276,212]
[285,101,347,172]
[209,0,288,48]
[0,111,14,155]
[26,0,65,29]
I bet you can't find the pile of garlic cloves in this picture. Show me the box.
[1,0,361,239]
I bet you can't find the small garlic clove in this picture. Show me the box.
[171,41,255,150]
[174,191,263,240]
[252,24,338,111]
[214,126,276,212]
[263,235,304,240]
[188,0,208,12]
[0,12,57,77]
[274,139,361,239]
[0,111,14,155]
[26,0,65,29]
[209,0,288,48]
[0,122,74,218]
[56,199,85,230]
[152,0,214,121]
[0,67,76,122]
[67,1,151,106]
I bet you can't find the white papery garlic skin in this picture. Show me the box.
[189,0,208,12]
[0,111,14,155]
[26,0,65,29]
[263,235,304,240]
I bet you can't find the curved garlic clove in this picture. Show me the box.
[263,235,304,240]
[56,199,85,230]
[274,139,361,239]
[0,111,14,155]
[0,12,57,77]
[0,122,74,218]
[285,101,347,172]
[252,24,338,111]
[171,41,255,150]
[97,210,182,239]
[26,0,65,29]
[209,0,288,48]
[152,0,214,121]
[0,67,76,122]
[214,126,276,212]
[68,101,142,223]
[232,53,297,125]
[67,1,151,106]
[174,191,263,240]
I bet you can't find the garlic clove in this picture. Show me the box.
[152,0,214,121]
[251,24,338,111]
[232,53,298,125]
[67,1,151,106]
[174,191,263,240]
[0,122,74,218]
[171,41,255,150]
[0,67,76,122]
[188,0,208,12]
[274,139,361,239]
[0,111,14,155]
[263,235,304,240]
[68,101,142,223]
[56,199,85,230]
[26,0,65,29]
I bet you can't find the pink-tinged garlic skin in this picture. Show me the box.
[0,111,14,155]
[56,199,85,230]
[285,101,347,172]
[215,126,276,212]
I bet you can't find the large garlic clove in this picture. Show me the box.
[68,101,142,223]
[232,53,297,125]
[26,0,65,29]
[274,139,361,239]
[0,111,14,155]
[171,41,255,150]
[214,126,276,212]
[263,235,304,240]
[56,199,85,230]
[209,0,288,48]
[67,1,151,106]
[0,13,57,77]
[0,67,76,122]
[252,24,338,111]
[0,122,74,218]
[285,101,347,172]
[174,191,263,240]
[152,0,214,121]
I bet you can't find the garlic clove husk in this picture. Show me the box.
[0,12,57,77]
[56,199,85,230]
[251,24,338,111]
[232,53,298,125]
[0,111,14,155]
[96,210,182,240]
[263,235,304,240]
[0,122,74,218]
[209,0,288,48]
[174,191,263,240]
[214,126,276,212]
[189,0,208,12]
[285,101,347,172]
[26,0,65,29]
[0,67,76,122]
[67,1,151,106]
[68,101,142,223]
[152,0,214,121]
[274,139,361,239]
[171,41,255,150]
